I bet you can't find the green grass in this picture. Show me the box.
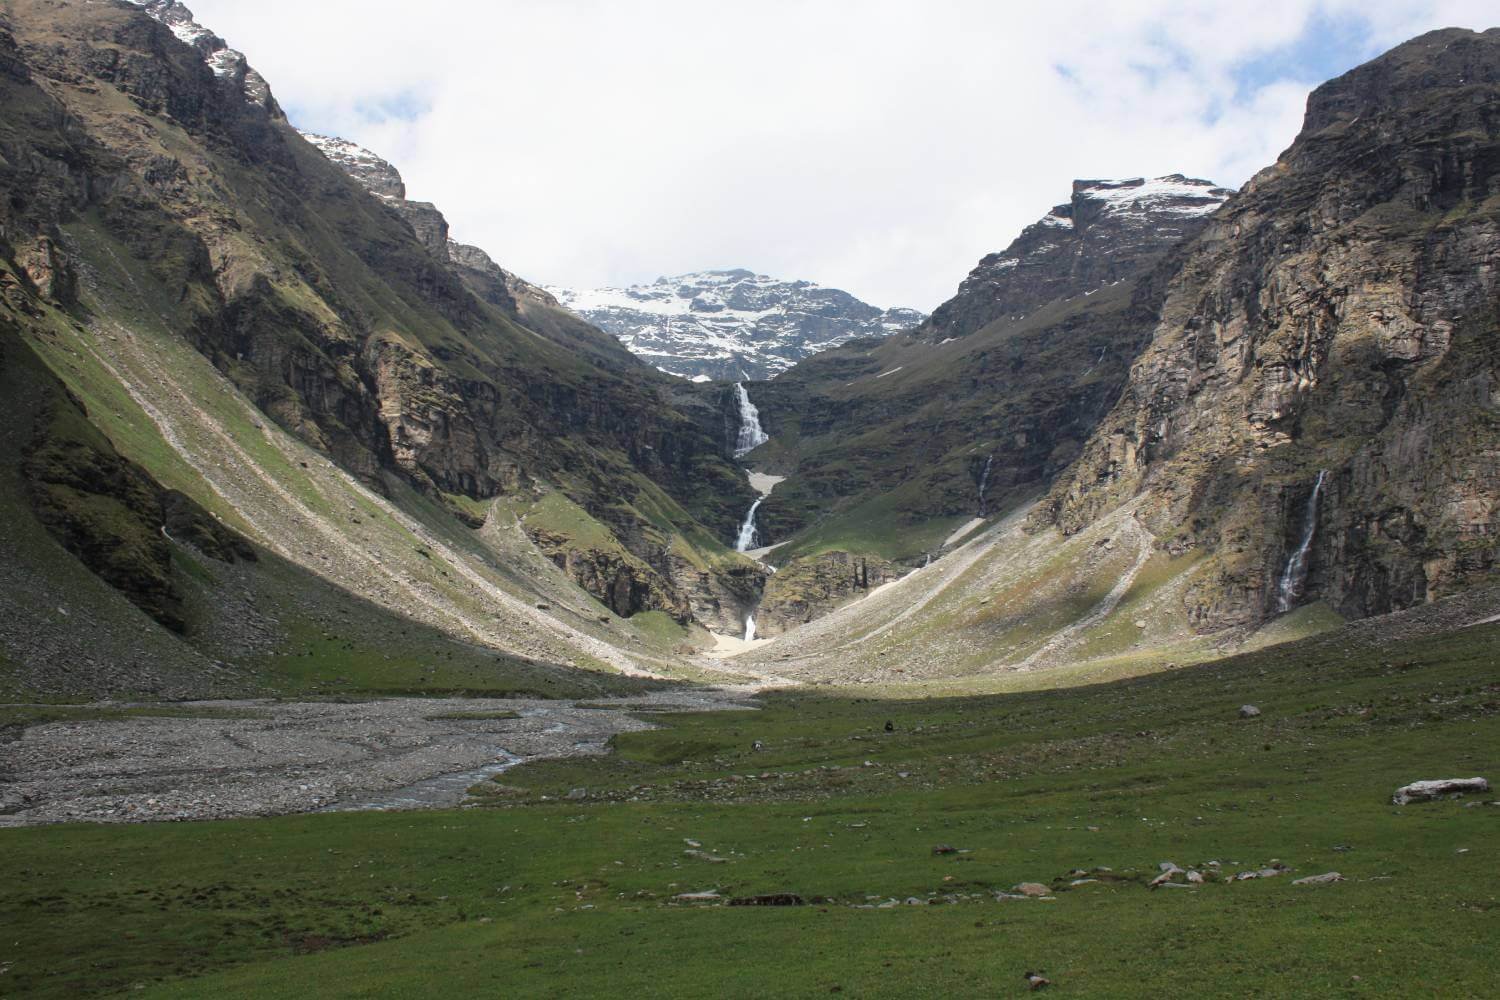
[1,619,1496,996]
[0,704,265,734]
[770,483,971,565]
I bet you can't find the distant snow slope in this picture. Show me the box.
[549,270,925,380]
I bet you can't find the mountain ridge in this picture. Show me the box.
[550,269,926,381]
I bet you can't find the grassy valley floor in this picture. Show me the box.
[1,618,1497,997]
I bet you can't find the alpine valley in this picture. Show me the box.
[1,2,1497,998]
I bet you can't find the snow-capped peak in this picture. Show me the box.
[549,271,926,381]
[1075,175,1231,217]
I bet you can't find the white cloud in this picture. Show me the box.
[189,1,1495,310]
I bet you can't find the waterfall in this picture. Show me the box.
[1276,470,1327,613]
[730,383,771,640]
[977,453,994,515]
[735,498,762,553]
[732,383,769,458]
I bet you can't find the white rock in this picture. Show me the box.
[1292,872,1344,886]
[1391,777,1489,805]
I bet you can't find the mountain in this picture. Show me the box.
[1037,27,1500,631]
[919,175,1232,342]
[0,0,772,697]
[727,28,1500,665]
[0,0,1496,698]
[549,270,926,381]
[737,176,1230,633]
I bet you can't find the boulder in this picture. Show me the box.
[1148,862,1184,888]
[1234,866,1288,881]
[1239,705,1262,719]
[1013,882,1051,897]
[1292,872,1344,886]
[1391,777,1489,805]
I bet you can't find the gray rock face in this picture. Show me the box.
[447,240,558,312]
[920,175,1231,343]
[549,270,926,381]
[297,134,559,307]
[296,130,452,256]
[297,133,406,200]
[1042,28,1500,632]
[126,0,274,108]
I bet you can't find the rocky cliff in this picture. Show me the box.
[1040,28,1500,629]
[0,0,761,671]
[755,550,900,637]
[550,269,925,381]
[919,176,1231,343]
[746,176,1227,565]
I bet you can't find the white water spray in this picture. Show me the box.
[735,498,762,552]
[743,615,757,642]
[1276,470,1327,613]
[732,383,769,458]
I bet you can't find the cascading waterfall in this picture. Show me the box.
[729,382,774,642]
[1276,470,1327,613]
[732,383,769,458]
[735,498,762,552]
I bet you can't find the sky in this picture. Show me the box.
[190,1,1497,312]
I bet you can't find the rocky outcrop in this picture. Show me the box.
[666,554,765,635]
[125,0,276,110]
[527,527,690,620]
[550,269,925,381]
[1041,28,1500,629]
[0,0,758,635]
[749,175,1218,549]
[296,133,406,200]
[756,551,900,637]
[919,176,1231,343]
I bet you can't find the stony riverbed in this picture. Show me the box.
[0,689,756,826]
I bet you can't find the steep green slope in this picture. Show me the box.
[0,312,661,700]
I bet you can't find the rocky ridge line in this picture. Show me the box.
[920,175,1232,342]
[550,270,927,381]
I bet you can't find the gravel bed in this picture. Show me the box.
[0,689,755,825]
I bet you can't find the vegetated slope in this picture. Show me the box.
[738,178,1229,634]
[0,0,770,694]
[550,269,926,381]
[1038,27,1500,633]
[0,320,660,700]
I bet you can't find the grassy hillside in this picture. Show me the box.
[2,608,1495,996]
